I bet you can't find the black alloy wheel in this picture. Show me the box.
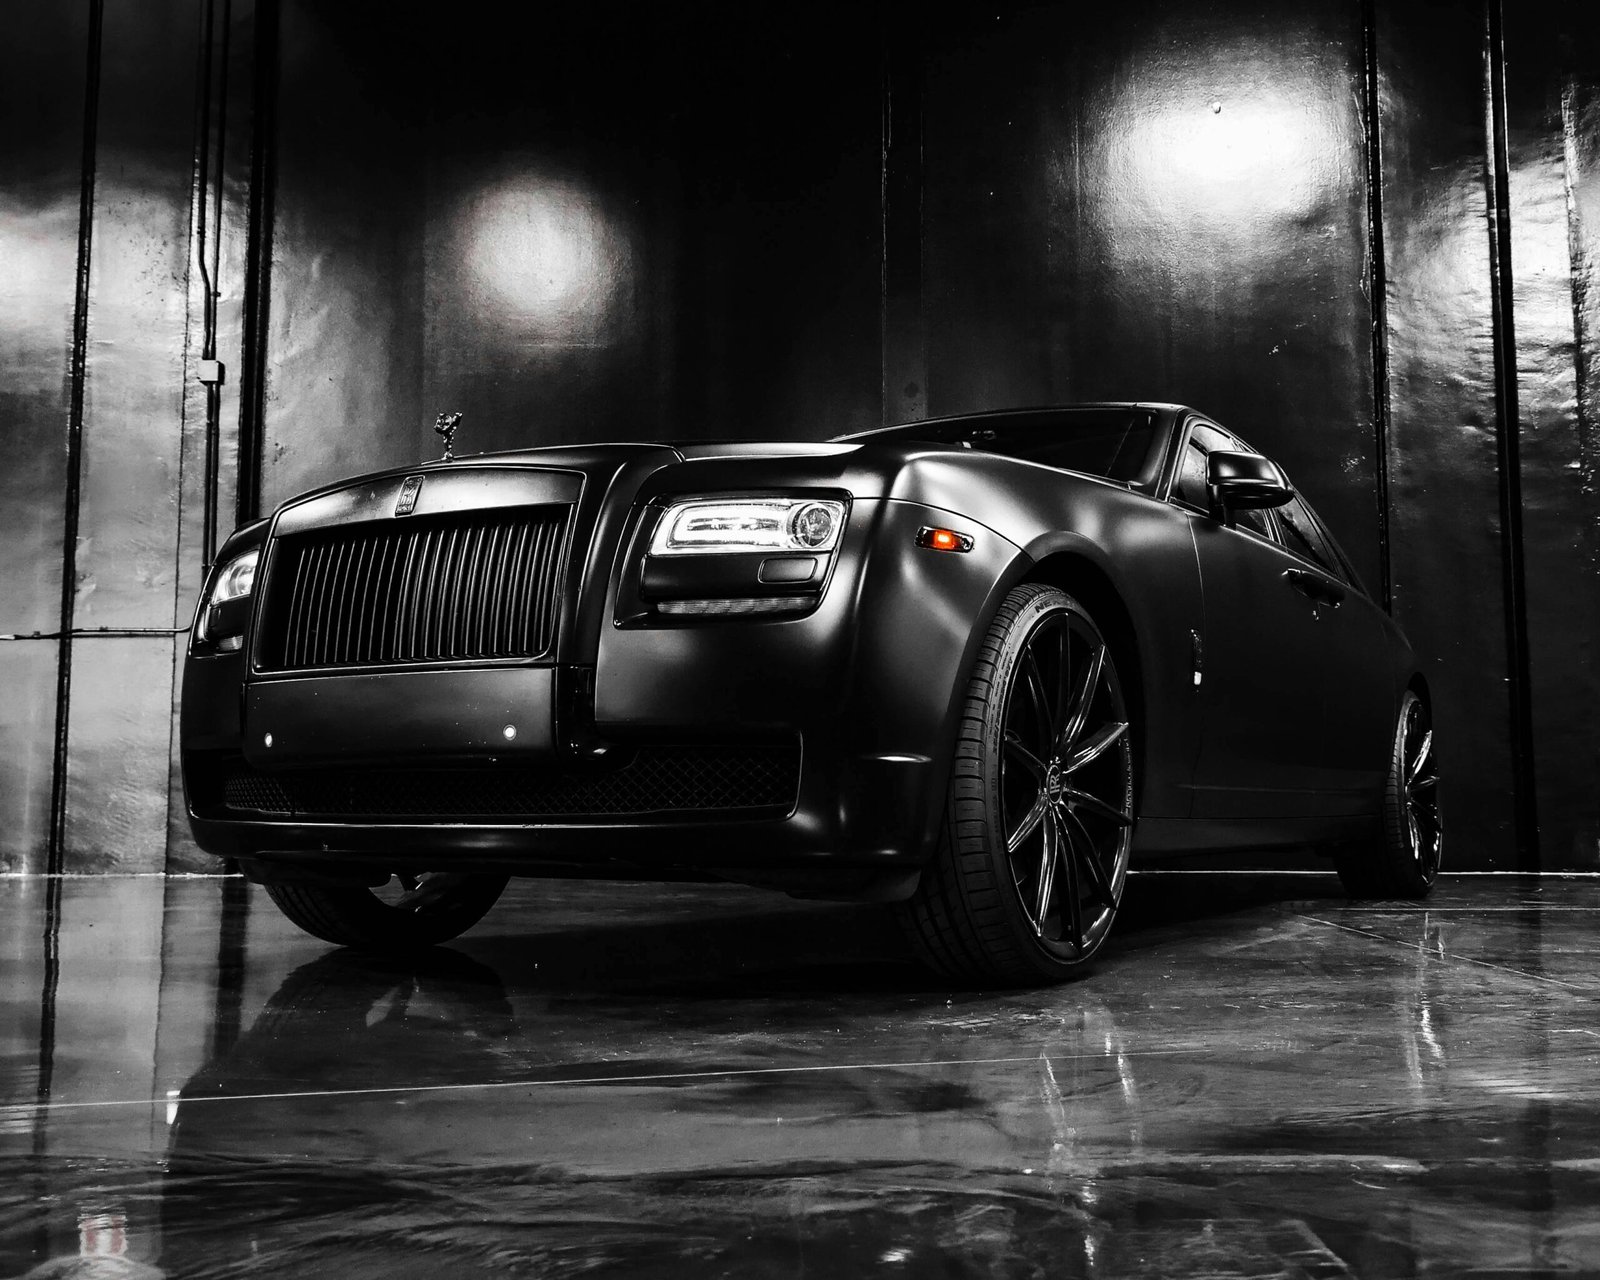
[900,584,1136,985]
[1335,688,1440,898]
[263,871,509,951]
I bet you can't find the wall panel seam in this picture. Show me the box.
[46,0,105,877]
[1483,0,1542,869]
[1360,0,1394,615]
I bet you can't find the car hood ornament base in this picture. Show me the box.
[433,411,463,462]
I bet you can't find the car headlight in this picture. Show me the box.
[649,498,846,556]
[208,548,259,605]
[194,548,260,652]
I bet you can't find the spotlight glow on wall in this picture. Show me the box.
[461,177,630,342]
[1077,37,1354,263]
[1107,91,1342,226]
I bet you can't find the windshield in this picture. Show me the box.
[843,409,1166,489]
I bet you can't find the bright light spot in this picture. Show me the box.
[1104,93,1340,226]
[461,177,630,341]
[1081,41,1351,259]
[880,1248,910,1263]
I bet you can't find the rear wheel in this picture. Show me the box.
[1335,689,1440,898]
[263,872,508,951]
[899,584,1136,986]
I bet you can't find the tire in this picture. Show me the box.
[1334,689,1440,898]
[263,872,509,951]
[898,584,1137,986]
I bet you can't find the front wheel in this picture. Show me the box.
[1335,689,1440,898]
[898,584,1136,986]
[263,872,509,951]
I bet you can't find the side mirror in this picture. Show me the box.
[1206,451,1293,525]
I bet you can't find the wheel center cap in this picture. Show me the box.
[1045,762,1064,800]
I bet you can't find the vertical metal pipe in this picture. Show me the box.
[237,0,280,527]
[1484,0,1541,870]
[1360,0,1394,614]
[197,0,231,573]
[46,0,105,876]
[194,0,217,571]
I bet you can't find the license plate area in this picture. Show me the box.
[243,668,554,768]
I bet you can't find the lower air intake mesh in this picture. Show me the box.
[211,744,800,822]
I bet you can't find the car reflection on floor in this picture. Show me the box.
[3,873,1599,1277]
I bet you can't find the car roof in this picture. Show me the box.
[832,403,1187,444]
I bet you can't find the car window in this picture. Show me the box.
[1306,504,1366,594]
[1274,492,1342,578]
[966,411,1162,486]
[1172,422,1274,540]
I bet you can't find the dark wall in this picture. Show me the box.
[262,1,885,515]
[2,0,1596,874]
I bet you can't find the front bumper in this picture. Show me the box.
[181,493,1019,890]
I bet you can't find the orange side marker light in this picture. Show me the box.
[915,526,974,553]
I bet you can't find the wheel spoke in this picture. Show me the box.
[1057,641,1105,756]
[1409,771,1438,793]
[1004,730,1047,779]
[1056,809,1084,951]
[1063,786,1132,827]
[1008,790,1050,853]
[1023,647,1055,749]
[1032,811,1060,935]
[1063,806,1118,911]
[1052,624,1072,746]
[1405,804,1421,861]
[1407,729,1433,785]
[1064,720,1128,772]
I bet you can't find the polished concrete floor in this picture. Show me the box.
[1,872,1598,1277]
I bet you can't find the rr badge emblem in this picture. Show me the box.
[395,475,424,516]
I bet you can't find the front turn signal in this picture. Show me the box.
[915,526,974,553]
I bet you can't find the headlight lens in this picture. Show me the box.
[209,548,259,605]
[650,498,845,556]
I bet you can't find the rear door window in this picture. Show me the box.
[1273,493,1342,579]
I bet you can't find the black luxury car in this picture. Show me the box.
[181,404,1440,984]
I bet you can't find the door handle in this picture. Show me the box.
[1282,567,1345,608]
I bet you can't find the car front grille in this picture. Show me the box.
[259,506,568,670]
[199,744,801,822]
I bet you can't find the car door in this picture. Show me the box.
[1264,487,1391,808]
[1174,421,1388,819]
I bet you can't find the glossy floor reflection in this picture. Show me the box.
[2,872,1598,1277]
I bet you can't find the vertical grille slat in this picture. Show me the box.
[438,525,464,659]
[263,507,567,670]
[534,520,558,647]
[282,542,314,669]
[499,523,525,656]
[411,526,439,660]
[460,525,487,658]
[348,536,377,664]
[300,541,333,668]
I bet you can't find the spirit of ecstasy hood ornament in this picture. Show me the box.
[433,411,463,462]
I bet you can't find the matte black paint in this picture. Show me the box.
[179,407,1416,894]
